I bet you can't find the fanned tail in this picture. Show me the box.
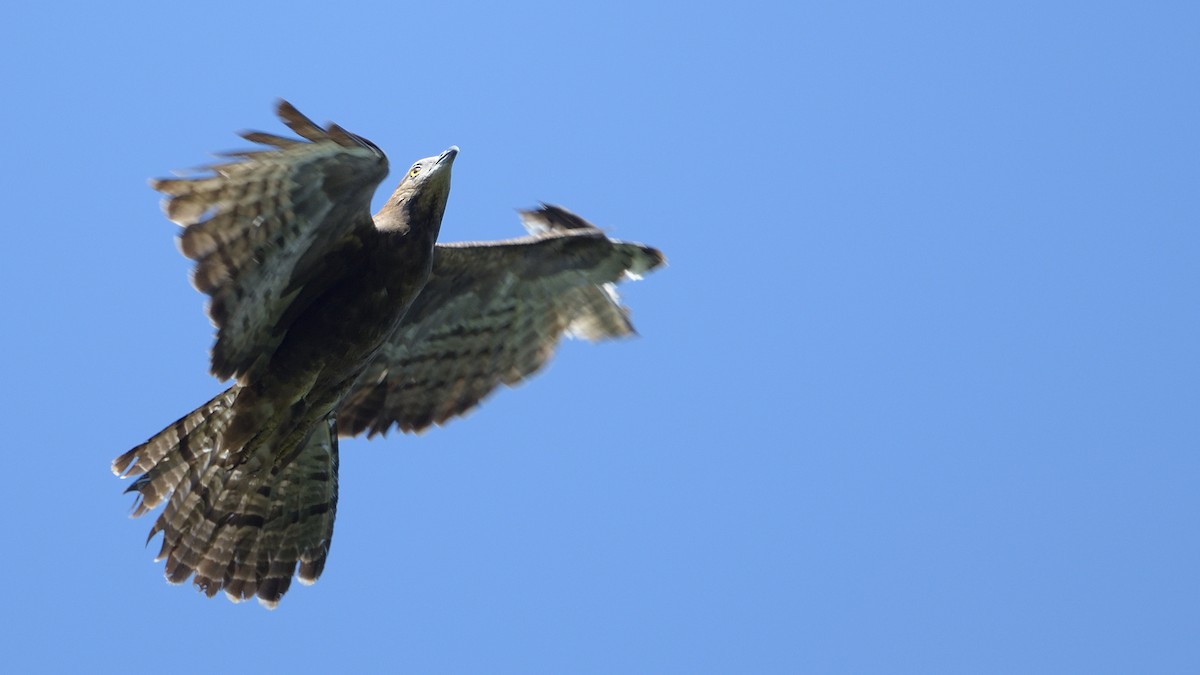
[113,389,339,608]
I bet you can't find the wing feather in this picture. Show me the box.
[153,99,389,382]
[337,207,665,437]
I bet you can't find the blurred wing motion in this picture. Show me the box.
[156,100,388,382]
[337,205,665,437]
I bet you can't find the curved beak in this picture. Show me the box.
[437,146,459,166]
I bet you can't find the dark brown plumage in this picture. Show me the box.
[113,101,664,608]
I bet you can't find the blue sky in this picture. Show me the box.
[2,1,1197,672]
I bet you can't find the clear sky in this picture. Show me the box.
[2,1,1197,673]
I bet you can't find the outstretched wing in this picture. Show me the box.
[336,205,665,437]
[154,100,390,382]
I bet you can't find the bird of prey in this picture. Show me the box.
[112,101,664,608]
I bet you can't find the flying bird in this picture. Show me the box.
[112,100,664,608]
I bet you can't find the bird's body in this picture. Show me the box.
[220,225,430,470]
[113,101,664,607]
[221,160,452,458]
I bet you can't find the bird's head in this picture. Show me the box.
[376,146,457,234]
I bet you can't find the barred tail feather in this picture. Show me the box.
[220,417,339,608]
[114,390,339,608]
[113,389,238,513]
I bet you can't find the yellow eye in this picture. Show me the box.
[408,165,422,178]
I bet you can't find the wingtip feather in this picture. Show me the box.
[274,99,327,143]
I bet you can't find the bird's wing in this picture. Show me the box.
[336,205,665,437]
[153,100,390,382]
